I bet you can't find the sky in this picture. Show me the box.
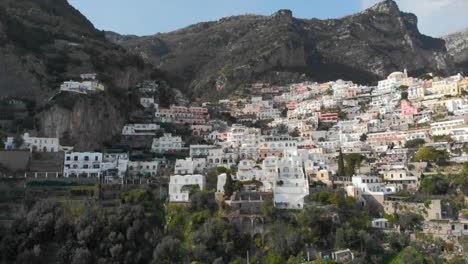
[68,0,468,37]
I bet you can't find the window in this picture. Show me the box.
[84,156,89,161]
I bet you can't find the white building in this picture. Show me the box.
[140,97,159,109]
[151,133,184,153]
[169,174,206,202]
[383,169,418,190]
[273,154,309,209]
[64,152,103,177]
[174,158,206,175]
[127,160,160,177]
[122,124,161,136]
[207,148,239,169]
[101,152,129,182]
[4,133,59,152]
[216,173,228,193]
[60,77,105,94]
[190,145,215,157]
[450,125,468,142]
[346,175,398,208]
[375,70,407,95]
[431,117,467,136]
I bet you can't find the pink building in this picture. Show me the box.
[401,100,419,116]
[286,101,298,109]
[318,113,339,121]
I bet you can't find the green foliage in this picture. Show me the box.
[261,196,276,218]
[262,252,285,264]
[397,212,423,232]
[224,173,235,198]
[405,138,426,148]
[334,227,346,249]
[445,254,467,264]
[418,74,432,80]
[13,135,24,149]
[190,191,217,213]
[311,260,335,264]
[290,128,300,137]
[268,221,303,257]
[344,153,366,176]
[420,175,449,195]
[398,85,409,91]
[338,149,346,176]
[401,92,408,100]
[359,133,367,142]
[414,147,448,162]
[390,246,426,264]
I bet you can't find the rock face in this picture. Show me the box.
[107,0,457,100]
[443,28,468,73]
[37,93,125,151]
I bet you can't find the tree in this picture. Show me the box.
[344,153,366,176]
[224,173,234,198]
[262,253,284,264]
[13,135,24,149]
[390,246,426,264]
[420,175,449,195]
[401,92,408,100]
[277,124,288,134]
[290,128,300,138]
[398,85,409,91]
[404,139,426,148]
[418,73,432,81]
[359,134,367,142]
[414,147,447,162]
[334,228,346,249]
[337,149,346,176]
[398,212,423,233]
[153,236,182,263]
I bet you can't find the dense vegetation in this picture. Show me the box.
[1,185,466,264]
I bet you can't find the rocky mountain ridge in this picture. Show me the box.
[106,0,458,100]
[443,28,468,73]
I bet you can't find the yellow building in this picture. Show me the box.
[426,80,459,99]
[459,78,468,92]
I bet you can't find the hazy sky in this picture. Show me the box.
[69,0,468,37]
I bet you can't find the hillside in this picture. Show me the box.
[107,0,457,100]
[0,0,171,149]
[443,28,468,74]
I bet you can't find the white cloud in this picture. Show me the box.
[360,0,468,36]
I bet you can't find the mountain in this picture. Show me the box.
[106,0,457,100]
[443,28,468,74]
[0,0,170,150]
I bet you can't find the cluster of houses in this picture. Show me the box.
[3,70,468,249]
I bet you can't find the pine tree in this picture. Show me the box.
[337,149,345,176]
[224,173,234,199]
[335,227,346,249]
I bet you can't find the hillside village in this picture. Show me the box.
[1,69,468,263]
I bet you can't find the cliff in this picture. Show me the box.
[37,93,125,151]
[107,0,457,100]
[443,28,468,74]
